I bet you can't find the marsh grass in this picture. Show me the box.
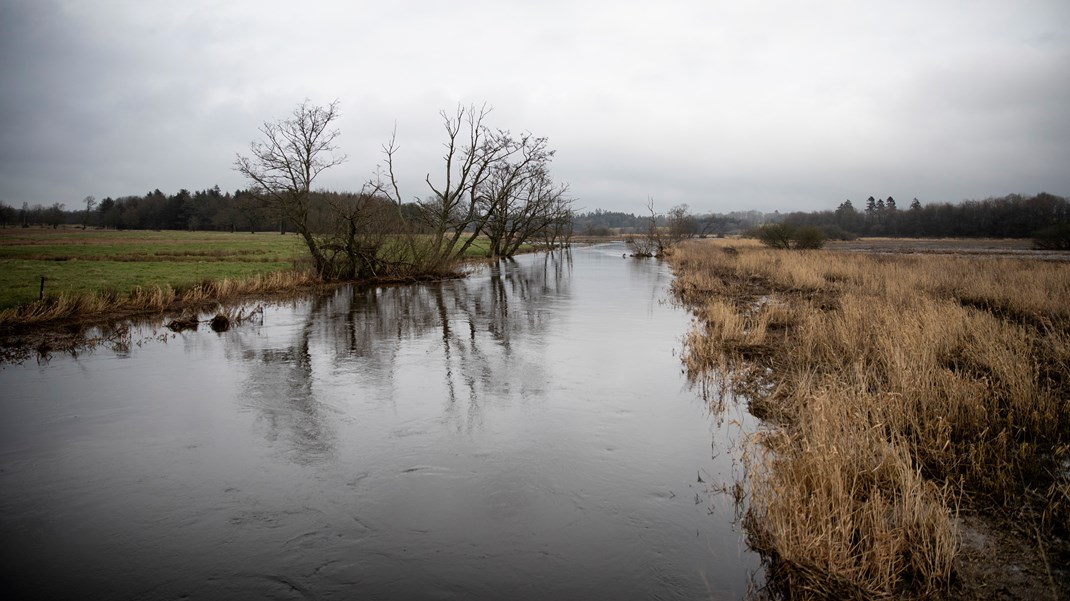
[0,270,322,327]
[670,240,1070,599]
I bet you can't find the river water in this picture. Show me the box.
[0,242,761,600]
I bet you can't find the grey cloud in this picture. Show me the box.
[1,0,1068,213]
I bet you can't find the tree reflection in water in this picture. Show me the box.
[225,250,573,459]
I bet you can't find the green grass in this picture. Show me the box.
[0,227,530,310]
[0,228,306,309]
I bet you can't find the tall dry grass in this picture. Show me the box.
[670,240,1070,599]
[0,270,323,328]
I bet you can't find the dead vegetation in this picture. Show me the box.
[165,305,263,333]
[0,271,321,362]
[670,239,1070,600]
[0,270,320,329]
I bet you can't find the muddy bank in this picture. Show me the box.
[826,237,1070,261]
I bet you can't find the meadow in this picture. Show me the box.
[0,228,512,331]
[669,239,1070,600]
[0,229,304,310]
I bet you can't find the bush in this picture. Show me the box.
[792,226,826,249]
[754,224,794,249]
[755,224,826,249]
[1033,223,1070,250]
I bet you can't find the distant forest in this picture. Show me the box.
[1,189,1067,241]
[0,187,417,234]
[576,192,1069,240]
[782,193,1069,239]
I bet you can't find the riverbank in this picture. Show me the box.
[0,228,538,361]
[668,238,1069,600]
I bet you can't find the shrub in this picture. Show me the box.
[792,226,827,249]
[754,224,794,249]
[755,224,826,249]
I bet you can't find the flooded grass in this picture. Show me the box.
[0,270,325,364]
[669,239,1070,599]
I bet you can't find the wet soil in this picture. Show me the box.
[826,237,1070,261]
[949,513,1069,601]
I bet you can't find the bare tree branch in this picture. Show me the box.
[234,100,346,276]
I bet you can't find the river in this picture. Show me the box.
[0,242,761,600]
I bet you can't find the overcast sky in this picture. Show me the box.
[2,0,1068,215]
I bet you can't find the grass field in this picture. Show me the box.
[0,228,523,327]
[0,228,307,310]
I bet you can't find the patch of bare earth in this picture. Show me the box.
[826,237,1070,262]
[949,514,1069,601]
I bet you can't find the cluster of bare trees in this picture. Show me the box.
[236,101,572,281]
[625,200,697,257]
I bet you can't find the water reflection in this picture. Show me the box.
[0,244,762,601]
[224,251,574,458]
[238,324,336,465]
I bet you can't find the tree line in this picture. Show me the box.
[572,192,1069,248]
[574,208,767,237]
[785,193,1069,239]
[9,190,1065,244]
[0,186,424,234]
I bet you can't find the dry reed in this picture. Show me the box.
[670,239,1070,599]
[0,269,322,329]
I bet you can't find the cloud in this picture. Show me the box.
[1,0,1068,214]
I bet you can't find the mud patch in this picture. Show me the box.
[949,513,1069,601]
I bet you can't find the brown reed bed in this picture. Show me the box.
[0,270,326,359]
[669,239,1070,600]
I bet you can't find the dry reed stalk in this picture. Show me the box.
[669,240,1070,599]
[745,389,957,599]
[0,270,322,329]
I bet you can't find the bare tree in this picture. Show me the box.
[45,202,65,229]
[480,133,572,257]
[539,193,575,249]
[627,200,693,257]
[82,195,96,229]
[235,100,346,277]
[665,203,697,246]
[627,198,663,257]
[376,104,519,270]
[310,191,405,279]
[374,104,572,266]
[420,104,518,267]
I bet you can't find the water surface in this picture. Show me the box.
[1,243,760,600]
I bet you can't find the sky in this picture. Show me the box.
[1,0,1068,215]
